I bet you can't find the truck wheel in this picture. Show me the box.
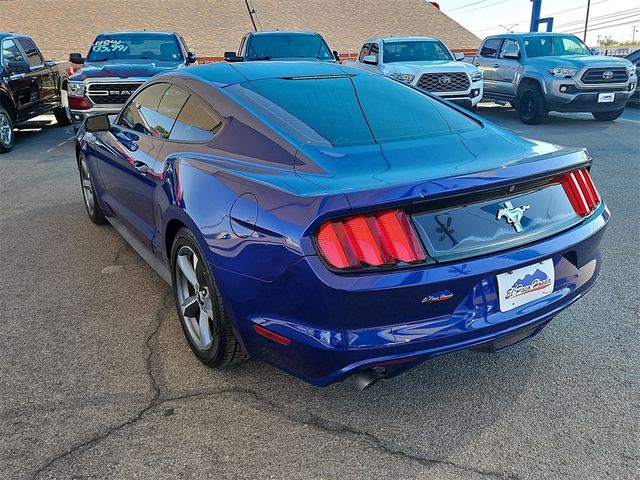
[0,106,15,154]
[517,84,548,125]
[53,90,72,126]
[592,109,624,121]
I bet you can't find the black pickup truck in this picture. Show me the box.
[0,33,71,153]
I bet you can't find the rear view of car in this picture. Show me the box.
[75,62,608,388]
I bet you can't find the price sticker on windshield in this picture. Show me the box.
[92,40,129,53]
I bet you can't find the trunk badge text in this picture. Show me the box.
[497,201,530,233]
[422,290,454,303]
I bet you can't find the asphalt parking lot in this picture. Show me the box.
[1,106,638,480]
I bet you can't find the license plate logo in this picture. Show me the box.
[496,259,554,312]
[598,92,615,103]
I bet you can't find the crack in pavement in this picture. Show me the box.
[30,291,172,480]
[31,292,517,480]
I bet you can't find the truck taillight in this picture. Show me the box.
[558,168,601,217]
[69,96,92,110]
[316,210,426,270]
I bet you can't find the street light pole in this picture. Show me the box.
[583,0,591,42]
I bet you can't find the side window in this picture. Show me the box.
[1,39,25,67]
[358,43,371,62]
[170,95,223,142]
[120,83,170,136]
[369,43,380,61]
[499,39,520,59]
[15,38,44,67]
[480,38,502,58]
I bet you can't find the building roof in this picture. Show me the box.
[0,0,480,59]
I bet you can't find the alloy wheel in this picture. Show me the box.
[79,157,95,215]
[0,113,12,147]
[175,246,215,351]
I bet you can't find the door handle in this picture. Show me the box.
[133,161,149,174]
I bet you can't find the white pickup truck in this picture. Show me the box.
[346,37,483,108]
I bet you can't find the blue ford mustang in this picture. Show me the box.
[75,62,608,388]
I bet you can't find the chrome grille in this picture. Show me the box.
[580,67,628,84]
[87,82,143,105]
[416,72,470,92]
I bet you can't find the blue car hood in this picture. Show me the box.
[294,123,586,207]
[70,61,182,81]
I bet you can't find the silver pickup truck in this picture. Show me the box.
[346,37,483,108]
[473,32,637,124]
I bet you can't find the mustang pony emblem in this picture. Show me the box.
[497,201,530,233]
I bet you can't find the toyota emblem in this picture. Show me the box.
[602,71,613,80]
[439,75,452,85]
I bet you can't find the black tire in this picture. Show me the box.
[592,109,624,121]
[53,106,72,126]
[53,87,72,126]
[171,227,246,368]
[78,154,106,225]
[0,106,15,154]
[517,84,548,125]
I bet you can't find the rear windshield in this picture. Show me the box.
[87,33,183,62]
[246,34,334,61]
[524,35,592,58]
[241,74,480,147]
[383,40,452,63]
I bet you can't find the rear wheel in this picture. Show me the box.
[78,154,106,224]
[592,109,624,121]
[0,106,15,153]
[517,84,548,125]
[171,228,246,367]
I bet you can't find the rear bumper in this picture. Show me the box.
[216,203,609,386]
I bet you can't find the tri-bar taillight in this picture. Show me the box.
[316,210,426,270]
[557,168,601,217]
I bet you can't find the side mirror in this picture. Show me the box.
[69,53,85,64]
[85,114,110,133]
[333,50,341,61]
[592,48,601,56]
[502,45,520,60]
[362,54,378,65]
[6,60,30,75]
[224,51,244,62]
[454,52,465,61]
[187,52,197,64]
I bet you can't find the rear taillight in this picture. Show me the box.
[557,168,601,217]
[316,210,426,270]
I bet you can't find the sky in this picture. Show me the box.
[440,0,640,46]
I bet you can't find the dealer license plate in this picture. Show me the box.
[597,92,615,103]
[496,259,555,312]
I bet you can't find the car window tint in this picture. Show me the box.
[170,95,223,142]
[120,83,170,137]
[480,38,502,58]
[353,75,479,143]
[247,75,479,147]
[250,77,374,147]
[1,39,25,67]
[358,43,371,61]
[16,38,43,67]
[499,39,519,59]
